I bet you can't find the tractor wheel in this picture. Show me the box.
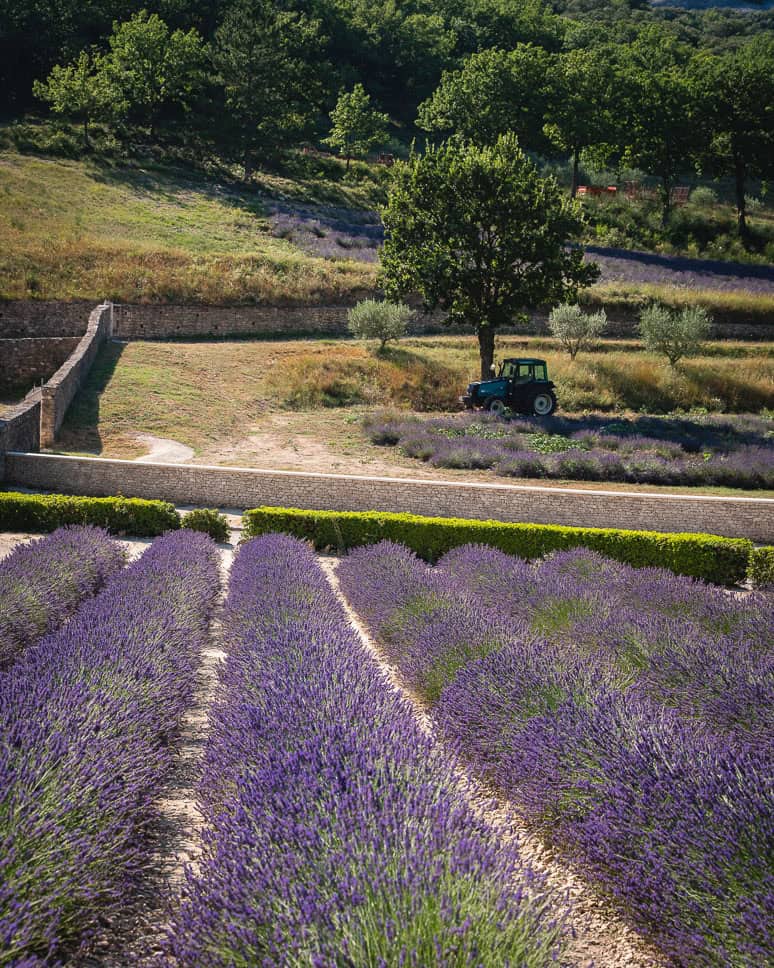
[487,398,507,416]
[531,390,557,416]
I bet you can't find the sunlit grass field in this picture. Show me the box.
[0,152,375,303]
[54,334,773,498]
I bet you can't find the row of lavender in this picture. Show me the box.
[0,530,219,965]
[338,543,773,965]
[0,526,126,669]
[366,412,774,488]
[159,535,568,967]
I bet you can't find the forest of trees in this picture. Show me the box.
[2,0,773,238]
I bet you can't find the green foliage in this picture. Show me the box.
[324,84,389,168]
[639,303,712,367]
[417,46,553,148]
[0,490,180,536]
[380,133,598,380]
[347,298,412,348]
[32,51,114,146]
[242,506,753,586]
[181,507,230,542]
[103,11,207,135]
[747,546,774,589]
[213,0,325,174]
[548,303,607,360]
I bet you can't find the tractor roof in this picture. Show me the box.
[503,358,547,365]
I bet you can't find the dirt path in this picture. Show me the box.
[135,434,195,464]
[319,555,666,968]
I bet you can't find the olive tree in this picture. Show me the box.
[380,134,597,379]
[639,304,711,367]
[548,304,607,360]
[347,299,412,350]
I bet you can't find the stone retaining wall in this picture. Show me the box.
[0,300,92,337]
[4,452,772,542]
[3,299,771,342]
[39,304,112,447]
[0,337,82,394]
[0,394,41,476]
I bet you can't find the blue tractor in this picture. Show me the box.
[461,358,557,416]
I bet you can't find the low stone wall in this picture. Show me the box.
[0,394,41,476]
[0,300,92,337]
[4,452,772,542]
[0,337,82,394]
[40,304,112,447]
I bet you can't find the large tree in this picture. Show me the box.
[33,50,114,147]
[213,0,326,177]
[103,11,206,138]
[380,134,597,379]
[543,46,616,197]
[689,37,774,242]
[613,26,702,225]
[416,45,553,150]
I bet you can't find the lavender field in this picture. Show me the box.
[338,542,774,965]
[366,411,774,489]
[2,529,771,965]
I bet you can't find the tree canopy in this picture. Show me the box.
[380,134,598,379]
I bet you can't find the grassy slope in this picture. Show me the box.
[0,151,375,303]
[1,149,774,323]
[54,335,773,497]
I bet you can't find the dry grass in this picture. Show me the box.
[56,335,772,471]
[0,152,375,302]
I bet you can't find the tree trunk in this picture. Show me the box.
[477,326,495,381]
[244,154,254,181]
[346,154,351,171]
[734,154,748,243]
[83,118,90,149]
[661,176,671,227]
[570,147,579,198]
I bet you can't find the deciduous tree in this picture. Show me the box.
[33,50,114,146]
[380,134,598,379]
[324,84,389,169]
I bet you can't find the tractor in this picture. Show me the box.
[461,358,557,416]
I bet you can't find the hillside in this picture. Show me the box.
[0,150,379,304]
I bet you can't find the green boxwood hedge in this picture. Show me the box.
[747,546,774,589]
[242,506,753,587]
[0,490,180,536]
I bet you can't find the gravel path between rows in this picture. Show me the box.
[319,554,666,968]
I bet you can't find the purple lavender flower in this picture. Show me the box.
[0,526,126,669]
[0,530,220,964]
[160,534,568,967]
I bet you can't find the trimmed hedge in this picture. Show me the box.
[0,491,180,536]
[242,506,753,587]
[181,507,230,543]
[747,546,774,589]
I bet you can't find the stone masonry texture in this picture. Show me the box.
[4,453,772,542]
[0,337,81,394]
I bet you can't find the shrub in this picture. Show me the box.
[548,303,607,360]
[241,507,752,586]
[747,546,774,589]
[347,298,412,349]
[639,303,712,366]
[0,490,180,536]
[181,507,230,542]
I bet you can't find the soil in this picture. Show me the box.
[134,435,195,464]
[320,555,666,968]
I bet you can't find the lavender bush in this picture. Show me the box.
[0,526,126,669]
[338,542,774,963]
[0,530,220,965]
[365,411,774,489]
[160,534,567,967]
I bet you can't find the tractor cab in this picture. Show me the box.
[462,357,557,416]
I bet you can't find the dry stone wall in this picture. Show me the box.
[39,304,112,447]
[5,453,772,543]
[0,300,92,337]
[0,337,81,394]
[0,393,41,476]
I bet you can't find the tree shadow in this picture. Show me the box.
[55,340,125,454]
[591,359,679,413]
